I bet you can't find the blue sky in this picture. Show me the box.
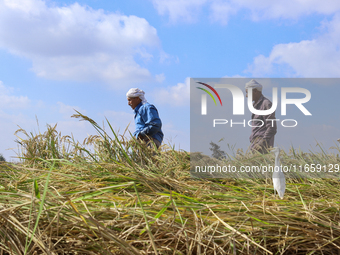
[1,0,340,161]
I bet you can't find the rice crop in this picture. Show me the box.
[1,112,340,254]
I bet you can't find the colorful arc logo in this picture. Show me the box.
[196,82,223,106]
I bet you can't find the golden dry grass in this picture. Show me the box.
[0,113,339,254]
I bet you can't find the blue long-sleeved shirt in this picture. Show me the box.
[133,102,163,143]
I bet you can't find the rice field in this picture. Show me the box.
[1,112,340,254]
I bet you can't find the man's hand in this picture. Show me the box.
[259,138,269,148]
[138,134,150,142]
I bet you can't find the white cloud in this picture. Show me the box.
[159,50,179,65]
[57,102,86,119]
[155,73,165,83]
[154,77,190,106]
[0,0,161,86]
[233,0,340,21]
[0,81,30,109]
[152,0,340,24]
[209,0,238,25]
[161,121,189,150]
[222,74,246,78]
[247,14,340,77]
[0,113,37,162]
[100,110,135,135]
[50,119,95,141]
[151,0,208,23]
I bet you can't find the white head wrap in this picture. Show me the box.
[245,79,262,91]
[126,88,147,104]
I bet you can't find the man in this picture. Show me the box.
[126,88,163,148]
[245,79,277,154]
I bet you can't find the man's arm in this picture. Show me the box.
[139,105,162,138]
[263,100,277,140]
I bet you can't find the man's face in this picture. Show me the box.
[246,88,261,102]
[127,97,142,109]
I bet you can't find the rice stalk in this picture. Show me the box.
[2,114,340,254]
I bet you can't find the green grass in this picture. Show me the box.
[0,113,339,254]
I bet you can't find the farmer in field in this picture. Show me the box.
[245,79,277,154]
[127,88,163,148]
